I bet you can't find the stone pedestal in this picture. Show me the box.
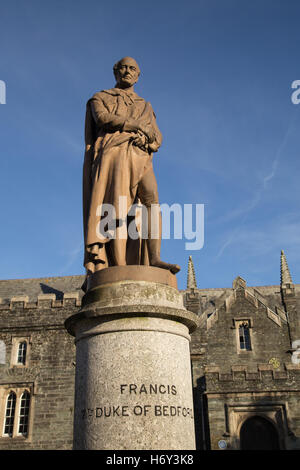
[65,266,199,450]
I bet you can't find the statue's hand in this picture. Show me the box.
[148,141,160,153]
[132,131,148,150]
[123,119,155,144]
[138,124,156,143]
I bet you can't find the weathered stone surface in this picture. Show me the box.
[66,269,199,450]
[73,317,195,449]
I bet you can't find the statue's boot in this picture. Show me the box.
[147,237,180,274]
[146,206,180,274]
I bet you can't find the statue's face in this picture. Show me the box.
[115,57,140,88]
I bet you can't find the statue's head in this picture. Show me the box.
[113,57,140,89]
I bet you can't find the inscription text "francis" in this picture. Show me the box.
[120,383,177,395]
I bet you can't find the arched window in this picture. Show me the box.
[17,341,27,365]
[240,416,280,450]
[238,322,251,351]
[18,391,30,436]
[3,392,16,437]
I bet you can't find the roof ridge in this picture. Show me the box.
[0,274,85,283]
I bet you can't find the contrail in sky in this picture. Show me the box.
[216,114,296,260]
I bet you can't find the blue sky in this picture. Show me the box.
[1,0,300,290]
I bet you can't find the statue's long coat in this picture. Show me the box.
[83,88,162,272]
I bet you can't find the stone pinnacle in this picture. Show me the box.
[280,250,293,285]
[187,255,197,289]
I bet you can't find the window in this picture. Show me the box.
[234,320,252,352]
[10,337,31,367]
[17,341,27,365]
[3,392,16,437]
[18,391,30,436]
[1,388,32,439]
[239,322,251,351]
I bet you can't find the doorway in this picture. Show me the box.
[240,416,280,450]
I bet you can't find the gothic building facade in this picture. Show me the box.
[0,251,299,450]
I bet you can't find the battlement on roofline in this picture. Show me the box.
[204,364,300,382]
[0,292,82,309]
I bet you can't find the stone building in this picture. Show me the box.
[0,251,299,450]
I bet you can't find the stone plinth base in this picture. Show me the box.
[65,266,199,450]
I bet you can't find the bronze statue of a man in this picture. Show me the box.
[82,57,180,283]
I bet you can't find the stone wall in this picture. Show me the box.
[203,365,300,450]
[0,293,79,449]
[187,279,300,450]
[0,274,299,450]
